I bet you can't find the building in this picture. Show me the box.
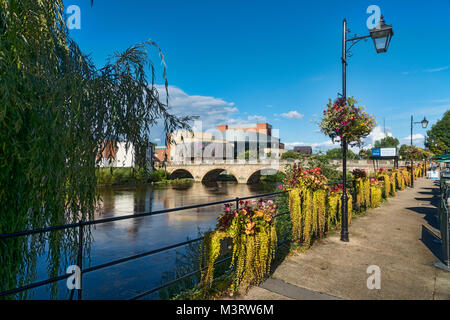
[161,123,286,163]
[293,146,313,156]
[155,146,170,163]
[97,141,154,168]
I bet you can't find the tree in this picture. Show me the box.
[425,110,450,156]
[359,148,372,159]
[281,150,300,160]
[0,0,193,297]
[398,144,408,159]
[325,148,358,160]
[374,136,400,148]
[399,145,430,161]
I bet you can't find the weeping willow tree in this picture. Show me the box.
[0,0,193,298]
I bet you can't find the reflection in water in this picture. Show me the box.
[32,182,267,299]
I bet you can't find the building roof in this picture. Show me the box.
[293,146,312,154]
[209,130,281,144]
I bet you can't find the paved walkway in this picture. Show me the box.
[233,178,450,300]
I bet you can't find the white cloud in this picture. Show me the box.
[155,85,238,130]
[224,107,239,113]
[364,126,392,146]
[247,115,267,122]
[425,66,449,73]
[401,133,425,142]
[277,110,304,120]
[402,66,449,75]
[284,140,338,150]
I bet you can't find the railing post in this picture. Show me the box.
[77,222,83,300]
[235,197,239,211]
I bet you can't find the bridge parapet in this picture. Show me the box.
[165,159,408,184]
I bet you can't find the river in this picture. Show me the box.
[30,181,270,300]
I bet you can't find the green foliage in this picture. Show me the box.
[260,171,286,183]
[281,150,300,160]
[359,148,372,159]
[326,148,358,160]
[95,168,171,185]
[0,0,192,298]
[304,154,340,181]
[400,145,430,161]
[425,110,450,156]
[149,169,169,182]
[398,144,408,159]
[374,136,400,148]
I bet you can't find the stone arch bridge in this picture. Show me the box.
[166,162,286,184]
[164,159,404,184]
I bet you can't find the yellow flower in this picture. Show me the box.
[253,210,264,218]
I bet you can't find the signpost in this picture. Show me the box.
[371,148,399,170]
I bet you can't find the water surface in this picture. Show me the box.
[31,182,267,299]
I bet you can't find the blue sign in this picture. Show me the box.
[371,148,381,157]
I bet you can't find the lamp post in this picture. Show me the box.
[410,116,428,187]
[340,16,394,242]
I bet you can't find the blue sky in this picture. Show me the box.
[64,0,450,151]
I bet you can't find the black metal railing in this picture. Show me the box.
[0,176,376,300]
[436,173,450,270]
[0,191,289,300]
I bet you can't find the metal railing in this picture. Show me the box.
[0,174,407,299]
[0,191,289,300]
[435,172,450,271]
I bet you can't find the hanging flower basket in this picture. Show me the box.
[319,97,376,147]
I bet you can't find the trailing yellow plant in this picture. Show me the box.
[313,189,327,238]
[328,184,353,227]
[327,193,340,230]
[377,169,391,199]
[200,230,227,289]
[369,177,383,208]
[393,169,405,190]
[390,174,396,197]
[200,200,277,294]
[288,188,302,241]
[285,166,329,248]
[353,177,370,211]
[347,194,353,224]
[352,169,369,211]
[402,169,411,187]
[302,188,313,248]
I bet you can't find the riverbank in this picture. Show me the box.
[96,167,194,187]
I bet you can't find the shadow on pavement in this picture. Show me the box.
[406,205,440,230]
[420,225,443,262]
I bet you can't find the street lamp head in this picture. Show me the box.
[421,117,429,129]
[369,15,394,53]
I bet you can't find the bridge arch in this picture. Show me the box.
[246,168,286,184]
[201,168,241,183]
[168,169,194,180]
